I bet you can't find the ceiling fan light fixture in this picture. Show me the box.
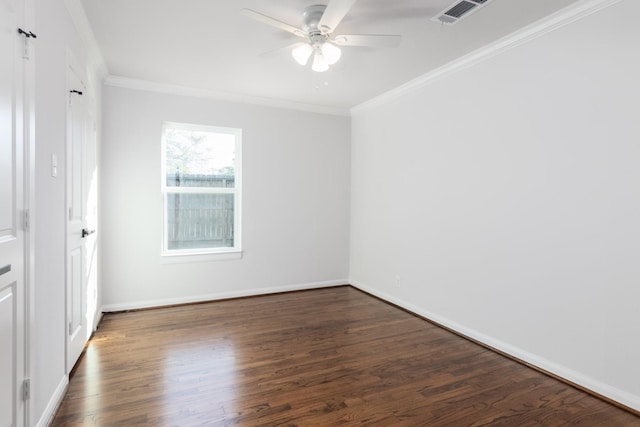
[292,43,313,65]
[243,2,402,73]
[311,50,329,72]
[321,42,341,65]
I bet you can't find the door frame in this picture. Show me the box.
[23,0,35,423]
[2,0,31,423]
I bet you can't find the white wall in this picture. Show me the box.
[350,0,640,411]
[32,0,103,424]
[101,86,350,309]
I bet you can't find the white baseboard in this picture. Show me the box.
[35,375,68,427]
[350,280,640,413]
[101,279,349,312]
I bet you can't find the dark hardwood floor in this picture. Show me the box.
[51,286,639,426]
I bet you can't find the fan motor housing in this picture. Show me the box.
[302,5,327,33]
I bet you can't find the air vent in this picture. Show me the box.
[432,0,494,25]
[446,1,477,19]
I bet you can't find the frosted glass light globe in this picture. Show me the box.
[312,51,329,72]
[292,44,313,66]
[321,43,341,65]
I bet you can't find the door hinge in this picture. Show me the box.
[69,321,73,335]
[23,378,30,401]
[23,209,29,231]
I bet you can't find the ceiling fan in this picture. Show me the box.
[241,0,401,72]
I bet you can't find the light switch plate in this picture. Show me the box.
[51,153,58,177]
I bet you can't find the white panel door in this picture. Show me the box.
[66,66,93,372]
[0,0,26,425]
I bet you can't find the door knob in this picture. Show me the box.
[0,264,10,277]
[81,228,96,238]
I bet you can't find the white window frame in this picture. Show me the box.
[160,121,242,259]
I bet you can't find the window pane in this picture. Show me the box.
[165,128,235,188]
[166,193,234,250]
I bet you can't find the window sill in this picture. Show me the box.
[160,250,243,264]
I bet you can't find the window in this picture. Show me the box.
[161,122,241,256]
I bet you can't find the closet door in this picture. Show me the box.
[66,64,96,372]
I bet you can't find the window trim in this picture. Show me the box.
[160,121,242,258]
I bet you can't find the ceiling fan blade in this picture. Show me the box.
[259,43,305,58]
[333,34,402,48]
[240,9,307,38]
[318,0,358,33]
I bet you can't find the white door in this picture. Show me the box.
[1,0,26,424]
[66,66,96,372]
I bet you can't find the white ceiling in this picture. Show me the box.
[80,0,581,111]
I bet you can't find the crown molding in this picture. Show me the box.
[351,0,624,116]
[104,75,351,117]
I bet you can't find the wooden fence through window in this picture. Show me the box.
[166,173,235,249]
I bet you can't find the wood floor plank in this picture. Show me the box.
[51,286,640,426]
